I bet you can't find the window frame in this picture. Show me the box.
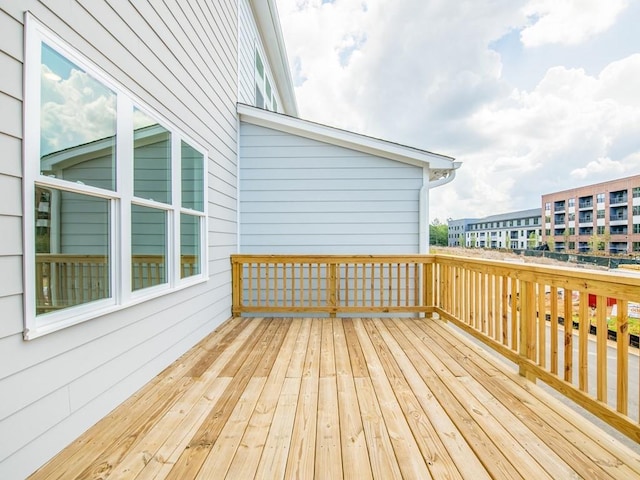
[23,17,208,339]
[254,48,279,112]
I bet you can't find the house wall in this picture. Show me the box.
[0,2,239,478]
[238,0,283,110]
[239,123,424,254]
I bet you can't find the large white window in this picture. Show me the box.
[24,18,207,339]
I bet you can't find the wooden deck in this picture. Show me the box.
[30,317,640,479]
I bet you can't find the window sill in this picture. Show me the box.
[24,274,209,340]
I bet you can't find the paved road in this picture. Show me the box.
[546,323,639,421]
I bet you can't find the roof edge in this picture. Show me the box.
[238,103,457,170]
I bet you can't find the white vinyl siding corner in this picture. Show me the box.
[239,123,423,254]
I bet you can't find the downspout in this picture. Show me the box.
[419,162,461,253]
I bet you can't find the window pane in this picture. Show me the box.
[255,51,264,78]
[180,214,201,278]
[134,108,171,203]
[40,43,116,190]
[255,83,265,108]
[181,141,204,211]
[131,205,167,291]
[35,188,110,314]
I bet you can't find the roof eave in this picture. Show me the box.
[238,103,457,170]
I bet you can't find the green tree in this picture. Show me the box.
[429,218,448,246]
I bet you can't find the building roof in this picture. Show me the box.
[450,208,541,226]
[238,103,460,178]
[470,208,541,224]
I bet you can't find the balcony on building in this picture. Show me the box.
[610,206,628,225]
[578,210,593,225]
[609,241,629,254]
[610,190,628,205]
[578,195,593,210]
[29,254,640,479]
[553,200,565,213]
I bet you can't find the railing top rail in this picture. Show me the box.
[432,253,640,286]
[231,254,436,264]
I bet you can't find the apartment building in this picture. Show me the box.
[448,208,543,249]
[447,218,477,246]
[542,174,640,254]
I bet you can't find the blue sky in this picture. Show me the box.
[276,0,640,221]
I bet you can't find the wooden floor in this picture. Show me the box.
[30,317,640,480]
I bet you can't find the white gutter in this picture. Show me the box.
[420,162,462,253]
[428,162,461,188]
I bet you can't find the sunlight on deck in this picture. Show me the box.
[30,317,640,479]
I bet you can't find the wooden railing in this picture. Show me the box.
[36,254,197,313]
[432,254,640,443]
[231,254,435,316]
[231,253,640,442]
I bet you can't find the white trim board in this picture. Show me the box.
[237,103,460,173]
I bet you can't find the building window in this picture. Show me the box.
[633,205,640,216]
[597,226,605,235]
[596,193,605,203]
[255,50,278,111]
[633,187,640,198]
[25,19,207,338]
[597,209,605,219]
[568,198,575,207]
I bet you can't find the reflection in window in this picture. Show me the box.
[40,43,116,190]
[180,214,201,278]
[181,141,204,212]
[131,205,167,291]
[134,108,171,203]
[35,188,110,314]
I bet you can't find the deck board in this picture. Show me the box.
[29,317,640,480]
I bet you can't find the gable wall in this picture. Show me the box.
[240,123,424,254]
[0,1,239,477]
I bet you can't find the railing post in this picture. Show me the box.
[328,263,337,317]
[231,256,241,317]
[425,261,434,312]
[518,281,537,382]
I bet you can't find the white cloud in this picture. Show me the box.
[595,53,640,108]
[520,0,629,47]
[41,64,116,156]
[571,157,637,179]
[276,0,640,222]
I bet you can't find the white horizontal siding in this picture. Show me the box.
[0,1,240,478]
[238,0,255,105]
[240,123,423,254]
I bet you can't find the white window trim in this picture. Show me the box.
[254,45,279,112]
[23,15,208,340]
